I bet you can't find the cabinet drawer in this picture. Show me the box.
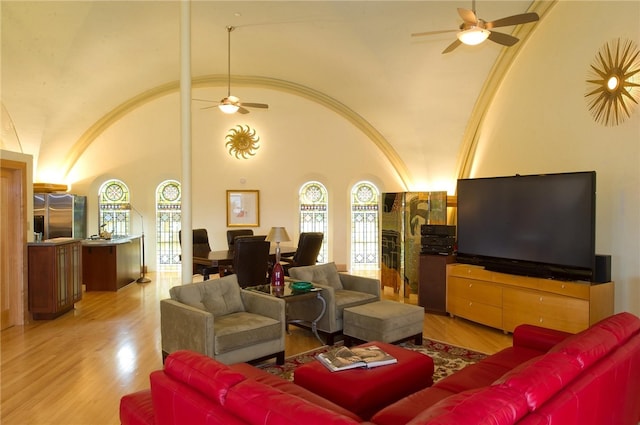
[448,296,503,329]
[538,279,590,299]
[448,276,502,307]
[492,271,539,290]
[448,264,492,280]
[503,288,589,333]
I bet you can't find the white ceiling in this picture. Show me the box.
[1,1,539,186]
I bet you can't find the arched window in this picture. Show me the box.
[98,179,130,237]
[350,181,379,270]
[298,181,328,263]
[156,180,181,268]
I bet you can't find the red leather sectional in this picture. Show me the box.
[121,312,640,425]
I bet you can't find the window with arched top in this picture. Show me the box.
[298,181,328,263]
[350,181,379,270]
[156,180,181,268]
[98,179,130,237]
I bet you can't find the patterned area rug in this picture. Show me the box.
[257,339,487,382]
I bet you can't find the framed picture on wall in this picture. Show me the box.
[226,190,260,227]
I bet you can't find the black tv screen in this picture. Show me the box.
[456,171,596,281]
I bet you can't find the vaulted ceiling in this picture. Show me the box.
[2,1,545,187]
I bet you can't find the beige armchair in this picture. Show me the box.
[160,274,285,365]
[288,262,380,345]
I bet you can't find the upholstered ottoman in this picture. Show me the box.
[293,341,434,420]
[343,300,424,345]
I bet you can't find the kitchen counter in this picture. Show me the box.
[82,235,140,246]
[82,235,141,291]
[28,237,81,246]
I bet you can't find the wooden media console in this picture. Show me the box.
[446,263,614,334]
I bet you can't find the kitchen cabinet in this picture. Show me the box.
[82,236,140,291]
[28,238,82,319]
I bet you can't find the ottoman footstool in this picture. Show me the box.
[293,341,434,420]
[343,300,424,345]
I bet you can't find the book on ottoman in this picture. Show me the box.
[317,345,397,372]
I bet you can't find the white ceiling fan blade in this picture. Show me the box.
[488,31,519,47]
[486,12,539,29]
[242,102,269,109]
[457,8,478,24]
[442,39,462,54]
[411,29,458,37]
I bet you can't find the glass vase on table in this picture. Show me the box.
[266,226,290,287]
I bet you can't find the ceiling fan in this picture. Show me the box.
[197,26,268,114]
[411,0,539,54]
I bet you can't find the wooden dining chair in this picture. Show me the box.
[226,229,254,250]
[178,229,216,278]
[220,238,270,287]
[281,232,324,275]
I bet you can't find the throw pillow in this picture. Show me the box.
[169,275,245,316]
[289,262,343,290]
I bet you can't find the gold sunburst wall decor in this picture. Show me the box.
[225,125,260,159]
[585,38,640,127]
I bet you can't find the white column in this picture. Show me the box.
[180,0,193,285]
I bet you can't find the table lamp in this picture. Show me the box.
[266,226,291,286]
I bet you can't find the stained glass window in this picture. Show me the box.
[98,179,130,237]
[299,181,328,263]
[156,180,181,268]
[351,182,379,270]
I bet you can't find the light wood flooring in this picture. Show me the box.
[1,270,512,425]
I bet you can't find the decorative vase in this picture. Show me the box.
[271,262,285,286]
[272,285,285,297]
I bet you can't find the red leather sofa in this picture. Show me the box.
[120,312,640,425]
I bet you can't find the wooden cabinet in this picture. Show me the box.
[82,236,140,291]
[418,254,455,315]
[447,263,614,333]
[28,238,82,319]
[447,275,503,329]
[502,287,589,333]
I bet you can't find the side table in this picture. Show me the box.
[245,284,326,343]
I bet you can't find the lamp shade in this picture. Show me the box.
[457,27,490,46]
[266,227,291,243]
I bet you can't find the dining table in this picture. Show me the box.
[193,244,297,280]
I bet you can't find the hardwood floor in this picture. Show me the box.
[1,270,512,425]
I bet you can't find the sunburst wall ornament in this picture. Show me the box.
[585,38,640,127]
[225,125,260,159]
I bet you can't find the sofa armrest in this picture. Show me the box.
[120,390,155,425]
[240,289,286,323]
[339,273,381,298]
[513,324,574,353]
[160,299,214,357]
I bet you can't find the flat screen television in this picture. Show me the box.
[456,171,596,281]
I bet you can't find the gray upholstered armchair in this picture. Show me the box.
[160,274,285,365]
[288,262,380,345]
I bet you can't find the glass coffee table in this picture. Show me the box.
[246,282,326,343]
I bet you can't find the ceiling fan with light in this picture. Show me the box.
[411,0,539,54]
[197,26,269,114]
